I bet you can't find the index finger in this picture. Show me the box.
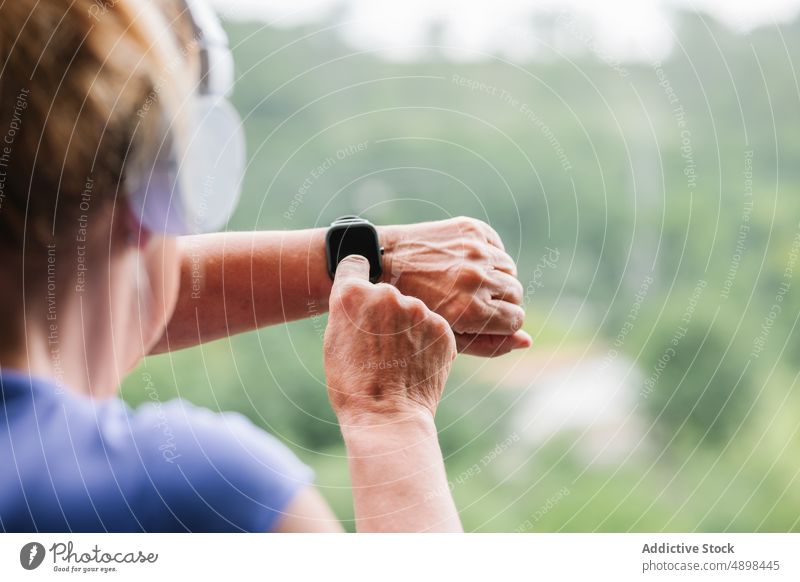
[480,222,505,251]
[333,254,371,288]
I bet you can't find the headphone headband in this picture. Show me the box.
[180,0,235,97]
[126,0,245,236]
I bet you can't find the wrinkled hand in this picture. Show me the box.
[324,255,457,424]
[381,217,532,358]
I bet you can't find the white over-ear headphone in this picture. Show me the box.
[126,0,246,236]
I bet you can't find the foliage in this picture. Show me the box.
[123,11,800,531]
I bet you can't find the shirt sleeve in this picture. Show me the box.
[131,399,314,532]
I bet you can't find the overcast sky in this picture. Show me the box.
[213,0,800,61]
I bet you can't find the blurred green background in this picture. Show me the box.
[123,8,800,531]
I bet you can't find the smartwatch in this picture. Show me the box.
[326,216,384,283]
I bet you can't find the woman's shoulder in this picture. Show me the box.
[125,398,314,532]
[129,398,302,468]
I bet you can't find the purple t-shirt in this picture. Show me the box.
[0,370,313,532]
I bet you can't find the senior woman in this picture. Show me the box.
[0,0,529,532]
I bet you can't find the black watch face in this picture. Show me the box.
[327,224,382,282]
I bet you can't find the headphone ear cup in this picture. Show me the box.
[126,97,246,236]
[177,96,246,233]
[125,115,189,236]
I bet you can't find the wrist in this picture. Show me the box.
[340,404,461,533]
[377,225,402,284]
[339,408,438,453]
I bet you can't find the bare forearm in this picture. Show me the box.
[150,217,530,358]
[341,414,462,533]
[151,229,333,354]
